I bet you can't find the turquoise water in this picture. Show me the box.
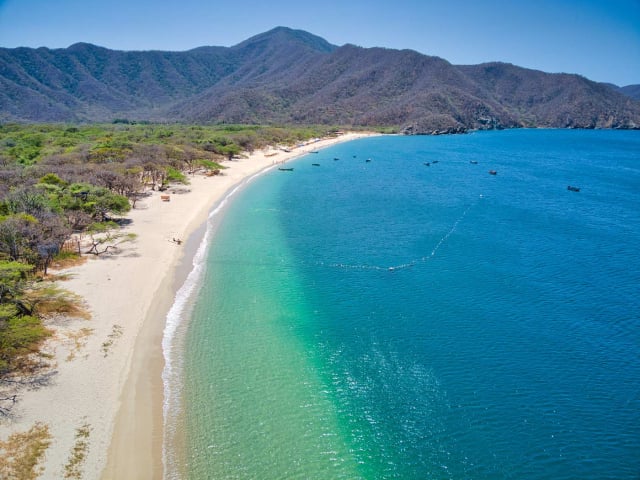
[167,130,640,479]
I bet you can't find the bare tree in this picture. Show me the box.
[85,223,136,256]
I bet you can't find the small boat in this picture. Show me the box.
[470,160,478,164]
[366,158,371,163]
[278,167,294,171]
[424,162,430,166]
[310,151,319,154]
[334,157,340,161]
[312,163,320,166]
[432,160,439,164]
[489,170,497,175]
[567,185,580,192]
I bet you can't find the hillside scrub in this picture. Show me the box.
[3,29,639,130]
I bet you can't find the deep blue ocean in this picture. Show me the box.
[166,129,640,479]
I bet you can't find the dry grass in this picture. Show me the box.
[63,328,94,362]
[49,253,87,271]
[0,422,52,480]
[42,272,74,282]
[63,421,91,479]
[101,324,123,357]
[25,284,91,320]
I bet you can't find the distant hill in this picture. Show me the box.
[619,84,640,100]
[1,26,639,133]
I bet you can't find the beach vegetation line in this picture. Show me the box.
[0,122,372,413]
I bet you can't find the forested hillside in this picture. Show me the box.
[1,27,639,132]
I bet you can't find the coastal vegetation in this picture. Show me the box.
[0,421,51,479]
[63,420,91,479]
[0,122,351,396]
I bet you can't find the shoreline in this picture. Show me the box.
[0,132,377,479]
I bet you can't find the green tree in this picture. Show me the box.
[53,184,130,222]
[164,167,188,185]
[0,260,49,378]
[0,261,33,309]
[0,261,80,380]
[220,143,241,161]
[38,173,67,188]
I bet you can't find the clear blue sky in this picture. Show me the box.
[0,0,638,86]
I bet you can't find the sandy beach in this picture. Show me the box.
[0,132,374,479]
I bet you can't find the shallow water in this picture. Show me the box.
[167,130,640,479]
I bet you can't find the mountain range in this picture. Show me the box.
[1,27,639,133]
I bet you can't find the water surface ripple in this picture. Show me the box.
[171,130,640,479]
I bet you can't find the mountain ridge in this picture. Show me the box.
[1,27,639,132]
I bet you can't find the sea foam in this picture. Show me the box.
[161,165,276,479]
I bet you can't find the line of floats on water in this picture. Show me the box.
[278,155,581,192]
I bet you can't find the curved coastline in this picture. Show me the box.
[96,132,378,479]
[0,132,377,480]
[161,163,279,479]
[162,129,640,479]
[102,162,281,480]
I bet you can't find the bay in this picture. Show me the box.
[167,129,640,479]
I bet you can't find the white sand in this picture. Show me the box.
[0,132,376,479]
